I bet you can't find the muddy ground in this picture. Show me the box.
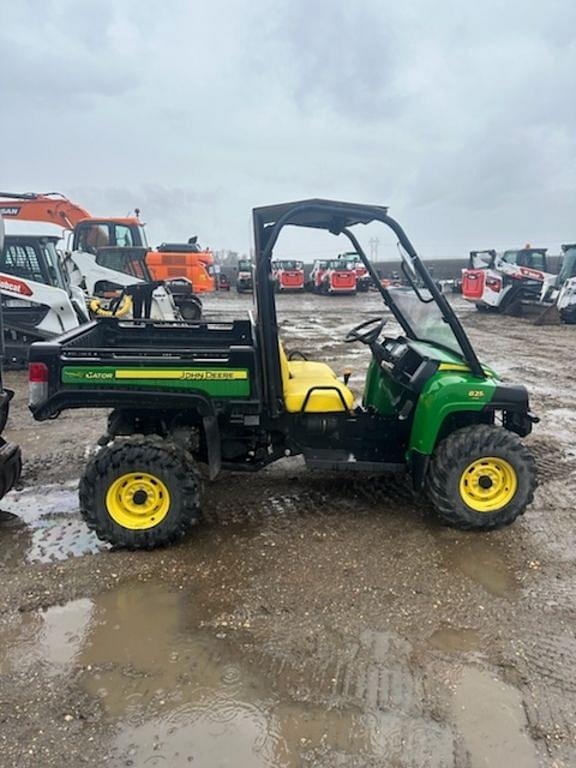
[1,291,576,767]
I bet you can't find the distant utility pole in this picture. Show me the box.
[369,237,380,259]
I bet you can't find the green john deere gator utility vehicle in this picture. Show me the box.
[28,200,538,549]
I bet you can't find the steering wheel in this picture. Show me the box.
[344,316,387,345]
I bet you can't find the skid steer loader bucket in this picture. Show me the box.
[533,303,561,326]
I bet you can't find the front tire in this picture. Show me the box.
[427,425,536,531]
[560,307,576,325]
[79,438,201,549]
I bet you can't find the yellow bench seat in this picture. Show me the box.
[279,343,354,413]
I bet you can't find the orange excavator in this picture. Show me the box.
[0,192,214,318]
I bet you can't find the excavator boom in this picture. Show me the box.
[0,192,91,230]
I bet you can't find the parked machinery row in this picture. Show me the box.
[234,253,386,295]
[0,192,215,365]
[461,245,576,323]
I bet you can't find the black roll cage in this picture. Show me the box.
[253,199,484,417]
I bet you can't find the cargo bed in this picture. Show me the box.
[29,317,261,420]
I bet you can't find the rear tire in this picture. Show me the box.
[178,299,202,321]
[79,437,202,549]
[427,425,536,531]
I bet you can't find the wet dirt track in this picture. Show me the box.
[1,291,576,767]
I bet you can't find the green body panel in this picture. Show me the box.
[408,370,497,455]
[61,366,251,398]
[362,359,405,415]
[361,340,499,457]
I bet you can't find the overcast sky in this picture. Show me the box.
[2,0,575,260]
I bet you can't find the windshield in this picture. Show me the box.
[328,259,354,270]
[560,248,576,283]
[96,249,148,280]
[501,249,546,270]
[389,242,466,357]
[388,288,463,355]
[387,287,464,356]
[275,260,302,270]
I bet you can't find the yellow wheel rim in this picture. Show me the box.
[106,472,170,530]
[459,457,517,513]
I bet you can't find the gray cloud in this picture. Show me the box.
[1,0,575,258]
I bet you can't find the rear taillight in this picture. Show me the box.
[29,362,49,382]
[29,362,49,408]
[485,277,502,292]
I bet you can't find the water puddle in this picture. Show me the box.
[439,536,518,598]
[0,578,461,767]
[0,598,93,676]
[79,581,376,766]
[0,577,541,767]
[2,482,79,523]
[451,667,540,768]
[0,482,107,563]
[0,580,377,766]
[428,627,481,654]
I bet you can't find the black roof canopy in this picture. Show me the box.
[253,199,389,233]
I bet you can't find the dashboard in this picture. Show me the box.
[377,338,440,392]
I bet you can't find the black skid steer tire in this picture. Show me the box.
[179,299,202,321]
[427,424,536,531]
[79,437,202,549]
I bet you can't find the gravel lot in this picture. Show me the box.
[1,290,575,767]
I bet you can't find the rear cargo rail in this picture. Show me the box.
[28,317,261,419]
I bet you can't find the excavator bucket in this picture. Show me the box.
[533,303,561,326]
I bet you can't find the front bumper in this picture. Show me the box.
[485,383,537,437]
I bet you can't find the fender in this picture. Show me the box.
[408,379,533,490]
[407,372,499,457]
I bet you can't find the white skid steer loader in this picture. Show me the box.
[0,234,89,366]
[64,246,188,321]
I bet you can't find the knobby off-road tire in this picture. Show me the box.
[79,437,202,549]
[427,424,536,531]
